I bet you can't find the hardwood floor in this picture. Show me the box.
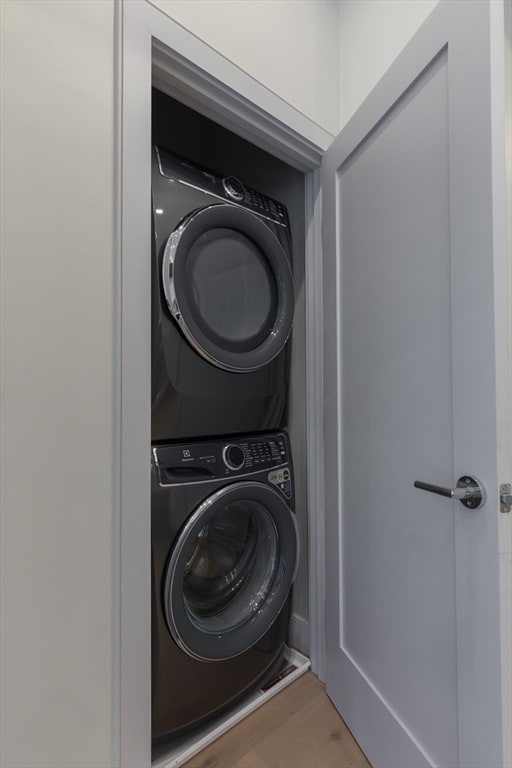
[183,671,372,768]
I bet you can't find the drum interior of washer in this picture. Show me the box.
[183,501,279,633]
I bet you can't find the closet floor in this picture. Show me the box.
[183,670,372,768]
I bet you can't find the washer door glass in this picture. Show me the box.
[162,204,294,372]
[164,482,299,661]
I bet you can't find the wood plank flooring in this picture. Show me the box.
[183,671,372,768]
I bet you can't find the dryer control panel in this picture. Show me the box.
[155,145,289,227]
[153,431,292,497]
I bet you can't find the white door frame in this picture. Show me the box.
[494,1,512,763]
[117,2,331,765]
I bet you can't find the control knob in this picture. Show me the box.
[222,176,245,202]
[223,443,245,471]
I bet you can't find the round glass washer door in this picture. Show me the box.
[163,481,299,661]
[161,204,294,373]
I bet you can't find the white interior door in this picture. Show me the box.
[322,2,508,767]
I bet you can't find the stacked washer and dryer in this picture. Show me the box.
[151,145,299,745]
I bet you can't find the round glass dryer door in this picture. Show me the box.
[161,204,294,372]
[163,482,299,661]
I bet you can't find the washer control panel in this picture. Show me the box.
[268,466,292,500]
[153,431,292,498]
[237,434,287,471]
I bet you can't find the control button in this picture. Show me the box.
[222,443,245,471]
[223,176,245,202]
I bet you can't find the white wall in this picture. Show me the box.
[0,2,115,766]
[338,0,439,127]
[149,0,340,136]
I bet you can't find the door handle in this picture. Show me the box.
[413,476,486,509]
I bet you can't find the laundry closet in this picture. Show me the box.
[150,87,310,758]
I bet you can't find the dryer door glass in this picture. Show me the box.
[164,482,298,661]
[162,204,294,372]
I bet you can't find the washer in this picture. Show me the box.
[152,145,295,442]
[151,431,299,743]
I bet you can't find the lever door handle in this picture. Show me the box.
[413,476,486,509]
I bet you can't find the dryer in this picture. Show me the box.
[152,146,295,442]
[151,431,299,743]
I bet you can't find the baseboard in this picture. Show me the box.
[151,646,310,768]
[289,613,309,655]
